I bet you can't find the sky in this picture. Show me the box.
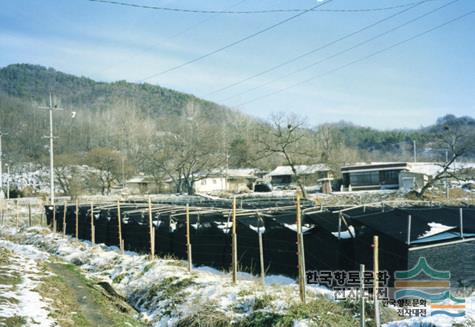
[0,0,474,129]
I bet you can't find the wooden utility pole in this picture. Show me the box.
[186,204,192,272]
[231,197,238,284]
[360,264,365,327]
[148,197,155,260]
[75,199,79,239]
[296,192,306,303]
[117,200,124,253]
[90,202,95,244]
[63,201,67,236]
[373,235,381,327]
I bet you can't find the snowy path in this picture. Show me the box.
[0,240,54,327]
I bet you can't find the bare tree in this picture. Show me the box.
[416,124,475,198]
[85,147,122,195]
[144,115,225,195]
[256,113,316,198]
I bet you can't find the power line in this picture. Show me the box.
[233,10,474,108]
[85,0,444,14]
[214,0,459,101]
[208,0,436,98]
[100,0,248,75]
[137,0,335,82]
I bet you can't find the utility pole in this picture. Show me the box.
[38,93,63,205]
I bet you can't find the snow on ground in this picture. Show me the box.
[2,225,474,326]
[2,226,335,326]
[0,240,54,327]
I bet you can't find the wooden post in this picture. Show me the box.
[148,197,155,260]
[460,208,464,239]
[38,200,43,226]
[28,203,32,227]
[373,235,381,327]
[15,200,19,228]
[258,218,265,285]
[337,212,342,240]
[63,201,67,236]
[231,197,238,284]
[296,192,306,303]
[53,204,57,232]
[117,200,124,253]
[407,215,412,245]
[186,204,192,272]
[90,202,95,244]
[75,199,79,240]
[360,264,365,327]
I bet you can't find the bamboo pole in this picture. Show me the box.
[63,201,67,236]
[148,197,155,260]
[90,202,95,245]
[75,199,79,239]
[373,235,380,327]
[186,204,192,272]
[117,200,124,253]
[360,264,365,327]
[231,196,237,284]
[296,192,306,303]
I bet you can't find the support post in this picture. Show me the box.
[186,204,192,272]
[53,204,57,232]
[117,200,124,253]
[63,201,67,236]
[360,264,365,327]
[148,197,155,260]
[338,212,342,240]
[407,215,412,245]
[90,202,95,244]
[75,199,79,239]
[258,219,265,285]
[15,200,19,228]
[296,192,306,303]
[231,197,237,284]
[460,208,464,239]
[373,235,381,327]
[28,203,32,227]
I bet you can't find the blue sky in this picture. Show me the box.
[0,0,474,129]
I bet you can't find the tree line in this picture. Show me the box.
[1,64,474,197]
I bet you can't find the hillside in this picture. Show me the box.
[0,63,244,122]
[0,63,474,166]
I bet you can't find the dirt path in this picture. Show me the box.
[0,240,145,327]
[44,261,143,327]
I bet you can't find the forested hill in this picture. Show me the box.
[0,63,242,122]
[0,63,474,166]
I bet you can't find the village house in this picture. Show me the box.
[194,168,259,194]
[265,164,333,193]
[341,162,475,192]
